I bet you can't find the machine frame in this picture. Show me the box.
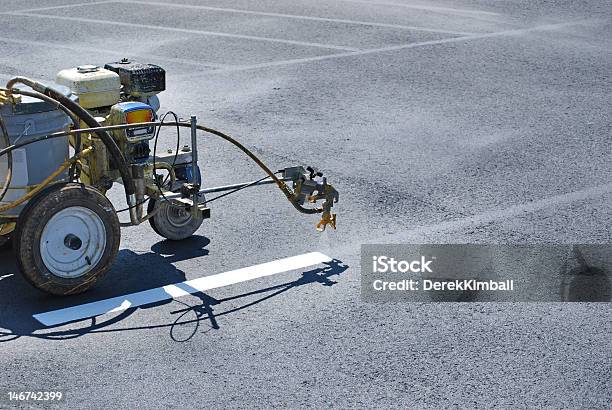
[0,101,339,296]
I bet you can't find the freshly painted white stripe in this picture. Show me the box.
[0,0,116,14]
[117,0,474,36]
[0,36,235,70]
[33,252,333,327]
[210,19,598,73]
[6,12,360,52]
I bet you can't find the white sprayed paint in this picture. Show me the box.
[33,252,332,327]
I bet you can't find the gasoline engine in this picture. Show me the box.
[0,60,339,296]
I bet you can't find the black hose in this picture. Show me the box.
[5,77,136,197]
[0,120,325,215]
[152,111,181,204]
[194,124,322,215]
[3,88,80,128]
[2,88,82,181]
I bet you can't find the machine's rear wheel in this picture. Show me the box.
[147,198,204,241]
[13,183,120,296]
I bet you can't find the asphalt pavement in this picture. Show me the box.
[0,0,611,408]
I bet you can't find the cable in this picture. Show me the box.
[194,124,322,215]
[0,129,67,157]
[205,174,279,204]
[115,111,182,216]
[0,121,167,158]
[1,88,80,128]
[114,196,150,214]
[1,88,82,182]
[5,77,138,223]
[0,147,93,213]
[0,114,12,203]
[152,111,181,205]
[0,120,327,217]
[153,162,177,186]
[0,87,82,203]
[116,111,181,216]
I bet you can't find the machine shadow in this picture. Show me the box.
[166,259,347,342]
[0,239,347,342]
[0,235,210,341]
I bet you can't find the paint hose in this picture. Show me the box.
[5,77,139,224]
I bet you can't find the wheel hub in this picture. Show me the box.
[40,207,107,278]
[163,204,194,228]
[63,234,83,251]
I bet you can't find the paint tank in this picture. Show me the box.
[0,85,74,217]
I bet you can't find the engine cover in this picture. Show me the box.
[104,59,165,97]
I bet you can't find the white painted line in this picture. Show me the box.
[211,19,600,73]
[327,182,612,259]
[333,0,500,16]
[0,36,236,70]
[0,0,116,15]
[117,0,474,36]
[0,274,14,281]
[394,182,612,240]
[6,12,360,52]
[33,252,333,327]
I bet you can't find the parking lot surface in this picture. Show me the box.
[0,0,611,408]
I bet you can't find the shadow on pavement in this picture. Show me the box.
[0,235,209,341]
[0,236,347,342]
[167,260,347,342]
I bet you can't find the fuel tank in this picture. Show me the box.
[0,85,73,218]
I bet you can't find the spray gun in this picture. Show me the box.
[285,166,339,231]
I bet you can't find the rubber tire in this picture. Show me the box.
[147,198,204,241]
[13,183,121,296]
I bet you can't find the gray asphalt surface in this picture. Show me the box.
[0,0,611,408]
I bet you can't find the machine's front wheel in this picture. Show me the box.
[147,198,204,241]
[14,183,120,296]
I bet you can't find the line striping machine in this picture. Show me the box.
[0,60,339,296]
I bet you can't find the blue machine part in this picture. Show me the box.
[174,164,201,184]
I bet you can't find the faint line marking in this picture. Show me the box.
[331,0,501,16]
[0,36,235,70]
[210,19,601,73]
[0,0,116,14]
[4,11,361,52]
[117,0,475,36]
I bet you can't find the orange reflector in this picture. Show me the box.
[126,109,153,124]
